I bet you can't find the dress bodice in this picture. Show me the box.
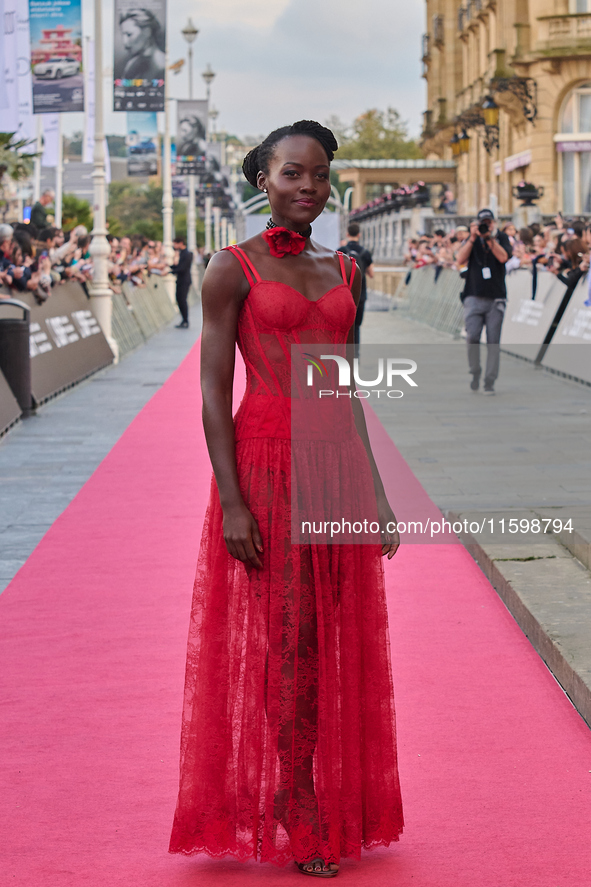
[224,246,357,440]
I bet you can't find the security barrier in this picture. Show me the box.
[403,265,590,382]
[0,370,20,436]
[501,270,567,361]
[0,272,200,430]
[403,266,465,336]
[543,273,591,383]
[1,282,114,405]
[111,289,146,356]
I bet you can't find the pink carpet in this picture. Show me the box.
[1,340,591,887]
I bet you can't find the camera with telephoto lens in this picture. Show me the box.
[478,221,490,235]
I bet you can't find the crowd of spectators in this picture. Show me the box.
[0,221,103,302]
[0,220,203,304]
[404,215,591,300]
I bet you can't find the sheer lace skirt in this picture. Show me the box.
[169,436,404,866]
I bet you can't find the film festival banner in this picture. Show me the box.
[113,0,166,112]
[176,100,207,175]
[28,0,84,113]
[196,142,234,212]
[126,111,158,176]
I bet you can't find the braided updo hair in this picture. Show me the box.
[242,120,338,188]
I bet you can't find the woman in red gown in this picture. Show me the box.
[169,120,404,877]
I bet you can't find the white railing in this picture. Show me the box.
[537,13,591,49]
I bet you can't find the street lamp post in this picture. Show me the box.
[88,0,117,359]
[182,18,198,256]
[54,115,63,228]
[202,63,215,108]
[202,64,216,253]
[162,37,174,276]
[209,106,219,139]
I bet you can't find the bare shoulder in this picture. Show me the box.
[202,248,249,305]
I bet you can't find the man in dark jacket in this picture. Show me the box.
[30,189,55,232]
[171,235,193,328]
[339,222,374,345]
[455,208,512,394]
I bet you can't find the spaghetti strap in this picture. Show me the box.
[336,251,347,286]
[348,256,357,288]
[224,245,262,287]
[336,251,357,289]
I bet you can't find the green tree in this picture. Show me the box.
[0,132,38,220]
[66,131,83,158]
[328,108,423,161]
[106,135,127,158]
[106,180,203,244]
[62,193,93,231]
[0,132,36,184]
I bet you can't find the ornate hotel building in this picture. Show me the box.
[421,0,591,216]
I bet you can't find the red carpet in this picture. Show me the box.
[1,340,591,886]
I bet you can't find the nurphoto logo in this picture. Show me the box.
[303,354,418,399]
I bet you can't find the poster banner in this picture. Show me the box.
[16,5,36,148]
[83,39,95,164]
[3,0,18,131]
[0,0,8,111]
[196,142,234,212]
[28,0,84,113]
[113,0,166,112]
[41,113,59,167]
[126,112,158,176]
[176,100,207,174]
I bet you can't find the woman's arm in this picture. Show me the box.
[345,260,400,559]
[200,250,263,568]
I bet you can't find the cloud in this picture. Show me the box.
[186,0,425,138]
[71,0,425,140]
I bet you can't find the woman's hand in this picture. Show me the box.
[376,492,400,559]
[222,503,264,569]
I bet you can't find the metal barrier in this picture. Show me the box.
[0,367,20,436]
[0,298,33,416]
[401,266,590,383]
[1,283,114,405]
[111,289,145,357]
[403,266,465,336]
[112,274,200,359]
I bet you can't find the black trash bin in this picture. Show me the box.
[0,299,34,417]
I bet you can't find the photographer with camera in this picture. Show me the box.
[455,208,512,395]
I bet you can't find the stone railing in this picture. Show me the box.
[536,13,591,55]
[355,210,514,263]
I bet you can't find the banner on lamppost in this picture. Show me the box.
[41,113,60,167]
[16,5,36,147]
[176,100,207,175]
[3,0,18,131]
[83,41,111,184]
[126,111,158,177]
[196,142,234,212]
[113,0,166,112]
[28,0,84,113]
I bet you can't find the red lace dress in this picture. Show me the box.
[169,246,404,867]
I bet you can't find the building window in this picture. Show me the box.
[557,82,591,213]
[569,0,591,13]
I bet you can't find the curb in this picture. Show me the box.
[447,510,591,730]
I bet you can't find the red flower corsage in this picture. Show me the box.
[262,226,307,258]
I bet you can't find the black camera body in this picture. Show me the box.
[478,221,490,235]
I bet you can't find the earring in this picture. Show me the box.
[263,188,267,193]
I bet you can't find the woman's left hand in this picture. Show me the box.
[376,492,400,559]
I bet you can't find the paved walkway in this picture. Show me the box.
[0,317,201,593]
[361,305,591,511]
[361,304,591,726]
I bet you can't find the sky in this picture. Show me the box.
[68,0,425,142]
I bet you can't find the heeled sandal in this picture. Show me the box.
[295,858,339,878]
